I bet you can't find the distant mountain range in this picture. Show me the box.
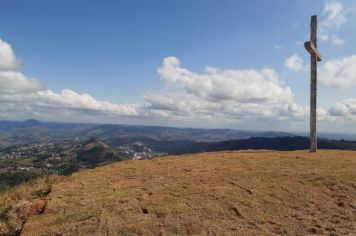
[165,136,356,154]
[0,119,293,148]
[1,119,356,153]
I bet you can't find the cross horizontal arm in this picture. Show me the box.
[304,41,322,62]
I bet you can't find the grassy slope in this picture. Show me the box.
[21,150,356,236]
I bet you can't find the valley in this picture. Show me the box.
[2,120,356,194]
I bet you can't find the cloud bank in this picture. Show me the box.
[1,36,356,130]
[143,56,307,124]
[0,38,138,121]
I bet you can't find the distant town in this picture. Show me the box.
[0,138,167,187]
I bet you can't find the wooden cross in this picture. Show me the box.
[304,15,322,153]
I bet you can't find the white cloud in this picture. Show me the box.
[0,38,20,69]
[0,67,138,119]
[329,102,350,116]
[330,35,345,46]
[148,57,356,128]
[0,71,43,93]
[35,89,138,115]
[320,2,347,46]
[144,56,307,123]
[328,99,356,119]
[319,55,356,88]
[3,37,356,130]
[274,44,283,50]
[322,2,347,28]
[318,107,331,121]
[284,54,305,72]
[0,38,139,120]
[158,57,293,104]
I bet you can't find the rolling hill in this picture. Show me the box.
[76,138,121,165]
[0,120,295,149]
[2,120,356,156]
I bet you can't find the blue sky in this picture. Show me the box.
[1,0,356,132]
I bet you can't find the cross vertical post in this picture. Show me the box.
[305,15,322,153]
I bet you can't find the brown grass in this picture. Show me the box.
[21,150,356,235]
[0,176,52,236]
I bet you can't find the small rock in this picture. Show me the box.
[231,207,243,218]
[30,199,47,215]
[12,199,47,217]
[142,207,149,214]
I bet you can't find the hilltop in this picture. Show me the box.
[15,150,356,235]
[76,138,120,165]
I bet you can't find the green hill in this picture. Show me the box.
[76,138,120,165]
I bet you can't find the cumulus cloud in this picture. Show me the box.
[320,2,347,46]
[322,2,347,28]
[0,76,138,116]
[0,71,44,94]
[284,54,305,72]
[35,89,138,115]
[0,49,138,119]
[329,102,350,116]
[143,56,308,123]
[330,35,345,46]
[2,37,354,129]
[319,55,356,88]
[140,54,356,127]
[158,57,293,104]
[328,99,356,120]
[0,38,20,69]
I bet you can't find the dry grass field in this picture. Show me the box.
[0,177,52,236]
[18,150,356,235]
